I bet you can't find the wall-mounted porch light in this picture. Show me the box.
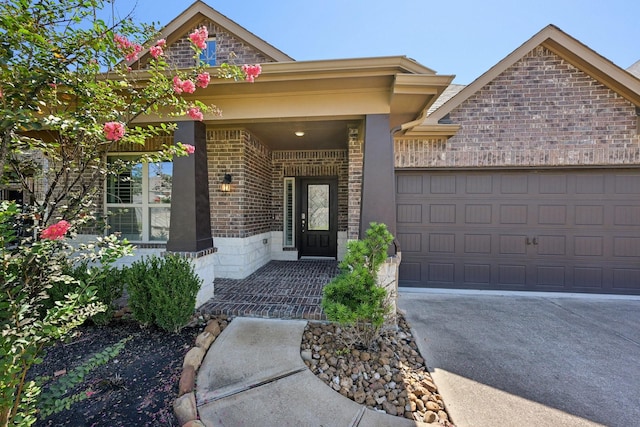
[294,131,305,137]
[221,173,232,193]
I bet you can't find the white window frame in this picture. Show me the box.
[105,154,172,243]
[283,177,295,247]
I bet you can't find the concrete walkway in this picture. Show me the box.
[399,291,640,427]
[196,317,429,427]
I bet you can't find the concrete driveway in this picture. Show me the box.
[398,291,640,427]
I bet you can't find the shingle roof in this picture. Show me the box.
[627,60,640,79]
[427,84,466,116]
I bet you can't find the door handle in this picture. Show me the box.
[526,237,532,245]
[533,237,538,245]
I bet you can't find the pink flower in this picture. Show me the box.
[41,220,71,240]
[149,45,163,59]
[241,64,262,83]
[86,390,95,398]
[114,34,142,62]
[196,72,210,88]
[156,39,166,47]
[181,79,196,94]
[173,76,184,94]
[189,26,208,50]
[183,144,196,154]
[187,107,203,121]
[103,121,126,141]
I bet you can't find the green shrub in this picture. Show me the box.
[47,262,125,326]
[125,254,201,332]
[321,222,394,349]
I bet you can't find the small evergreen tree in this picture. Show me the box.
[321,222,394,349]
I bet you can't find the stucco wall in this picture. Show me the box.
[395,46,640,168]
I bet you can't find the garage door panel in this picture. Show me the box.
[614,206,640,226]
[612,269,640,289]
[398,262,422,283]
[499,234,527,255]
[396,174,423,194]
[614,237,640,257]
[615,174,640,194]
[465,204,492,224]
[539,174,568,194]
[430,175,456,193]
[537,235,566,256]
[538,205,567,225]
[428,263,455,283]
[500,174,528,193]
[573,267,604,289]
[500,205,528,224]
[575,205,604,225]
[397,169,640,294]
[536,266,566,287]
[429,233,455,253]
[576,174,605,193]
[464,264,491,284]
[465,175,493,193]
[397,232,422,252]
[574,236,604,256]
[464,234,492,254]
[498,265,527,286]
[430,204,456,223]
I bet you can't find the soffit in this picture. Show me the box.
[132,57,453,148]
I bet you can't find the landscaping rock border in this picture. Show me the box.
[300,314,454,425]
[173,315,229,427]
[174,313,453,426]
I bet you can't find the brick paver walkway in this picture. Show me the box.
[199,260,340,320]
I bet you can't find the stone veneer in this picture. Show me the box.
[395,46,640,169]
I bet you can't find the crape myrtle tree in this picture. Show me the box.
[0,1,261,425]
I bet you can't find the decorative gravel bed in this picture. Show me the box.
[300,314,454,425]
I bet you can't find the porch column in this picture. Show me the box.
[166,121,213,252]
[360,114,397,240]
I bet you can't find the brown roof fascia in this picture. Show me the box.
[132,0,293,67]
[409,24,640,135]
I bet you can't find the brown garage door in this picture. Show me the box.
[396,169,640,294]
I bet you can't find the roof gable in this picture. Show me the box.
[406,25,640,136]
[133,0,293,67]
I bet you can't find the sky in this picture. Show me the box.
[114,0,639,85]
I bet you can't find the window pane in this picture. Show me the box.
[149,207,170,241]
[283,178,294,246]
[148,162,172,204]
[107,162,142,204]
[308,184,329,231]
[199,39,216,66]
[107,207,142,241]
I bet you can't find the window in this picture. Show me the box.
[283,178,295,247]
[199,37,217,66]
[106,156,172,242]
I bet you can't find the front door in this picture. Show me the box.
[299,177,337,258]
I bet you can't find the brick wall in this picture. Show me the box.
[272,150,349,232]
[207,129,272,238]
[163,19,275,69]
[395,46,640,168]
[348,127,363,240]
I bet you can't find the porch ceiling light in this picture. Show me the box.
[221,173,232,193]
[294,131,305,137]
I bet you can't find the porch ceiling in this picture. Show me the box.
[230,119,357,150]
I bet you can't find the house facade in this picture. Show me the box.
[93,2,640,296]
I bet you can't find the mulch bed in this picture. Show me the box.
[29,319,201,427]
